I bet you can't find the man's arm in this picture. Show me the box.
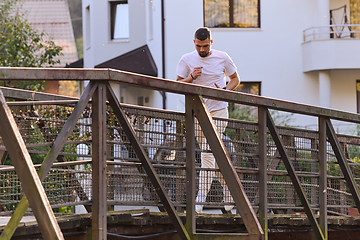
[176,67,203,83]
[176,75,192,83]
[224,71,240,90]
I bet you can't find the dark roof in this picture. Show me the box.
[95,45,158,77]
[66,58,84,68]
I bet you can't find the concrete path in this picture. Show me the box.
[0,216,36,227]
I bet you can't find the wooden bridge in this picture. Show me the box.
[0,67,360,240]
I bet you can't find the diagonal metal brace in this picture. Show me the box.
[0,82,97,240]
[325,118,360,211]
[266,109,324,240]
[106,84,190,240]
[191,95,263,237]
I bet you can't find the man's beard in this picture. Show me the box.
[199,51,210,57]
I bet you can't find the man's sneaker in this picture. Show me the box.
[223,186,234,212]
[224,205,234,212]
[195,204,203,214]
[195,194,206,214]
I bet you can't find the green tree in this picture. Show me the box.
[229,105,295,127]
[0,0,63,91]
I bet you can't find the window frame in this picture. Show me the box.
[85,5,91,49]
[203,0,261,29]
[229,81,261,111]
[110,0,129,40]
[235,81,261,95]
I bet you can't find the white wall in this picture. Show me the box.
[331,69,360,112]
[83,0,360,131]
[120,86,163,108]
[302,39,360,71]
[82,0,94,68]
[146,0,163,78]
[84,0,147,67]
[164,0,320,113]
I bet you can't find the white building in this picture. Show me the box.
[82,0,360,133]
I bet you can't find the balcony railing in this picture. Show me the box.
[303,24,360,42]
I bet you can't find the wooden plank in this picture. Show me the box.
[319,117,328,240]
[191,95,263,237]
[0,86,78,101]
[1,67,360,124]
[92,83,108,240]
[185,95,196,236]
[258,107,268,239]
[194,233,263,240]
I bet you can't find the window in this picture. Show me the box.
[85,6,91,48]
[110,1,129,39]
[229,82,261,115]
[236,81,261,95]
[204,0,260,28]
[351,0,360,38]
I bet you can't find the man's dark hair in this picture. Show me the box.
[194,27,212,41]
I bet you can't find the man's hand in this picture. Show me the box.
[191,67,203,79]
[214,83,221,89]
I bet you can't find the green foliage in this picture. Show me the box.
[75,37,83,59]
[0,0,63,91]
[228,105,295,127]
[269,110,295,127]
[228,105,257,122]
[53,206,72,214]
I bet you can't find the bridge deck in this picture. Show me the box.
[1,210,360,240]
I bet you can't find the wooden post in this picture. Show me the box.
[92,83,108,240]
[258,107,268,240]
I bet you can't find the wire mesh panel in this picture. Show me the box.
[225,119,259,207]
[0,169,22,211]
[6,104,93,164]
[327,141,360,216]
[105,105,187,207]
[0,162,92,213]
[1,100,360,217]
[266,127,321,214]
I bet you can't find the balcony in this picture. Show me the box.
[302,25,360,72]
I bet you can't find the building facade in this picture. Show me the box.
[82,0,360,132]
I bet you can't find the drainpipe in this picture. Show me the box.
[161,0,167,142]
[161,0,166,110]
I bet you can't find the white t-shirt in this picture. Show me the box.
[176,49,237,112]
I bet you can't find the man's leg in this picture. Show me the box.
[194,118,215,213]
[211,108,234,211]
[195,107,232,213]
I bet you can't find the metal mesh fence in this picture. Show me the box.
[1,102,360,216]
